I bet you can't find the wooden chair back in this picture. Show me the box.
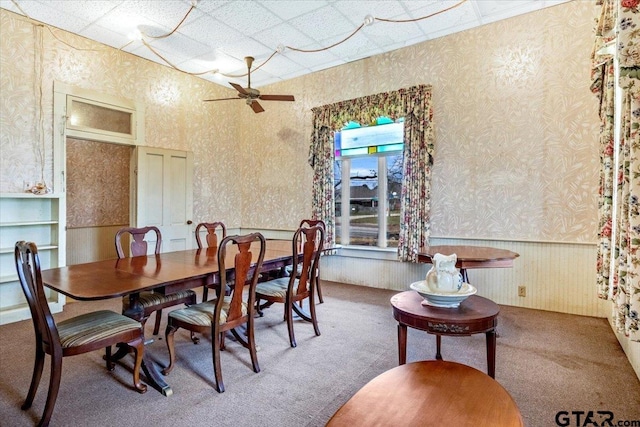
[217,233,265,324]
[15,241,61,356]
[299,218,325,230]
[292,225,324,296]
[195,222,227,249]
[115,226,161,258]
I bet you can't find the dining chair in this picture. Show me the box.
[286,219,326,303]
[15,241,147,427]
[195,221,227,302]
[162,232,266,393]
[115,226,197,337]
[255,224,324,347]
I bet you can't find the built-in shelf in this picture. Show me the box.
[0,220,59,226]
[0,193,66,324]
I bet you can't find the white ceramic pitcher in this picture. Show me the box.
[425,253,463,293]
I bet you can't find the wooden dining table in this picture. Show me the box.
[417,245,519,283]
[40,239,295,397]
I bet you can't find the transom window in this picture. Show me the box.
[334,117,404,247]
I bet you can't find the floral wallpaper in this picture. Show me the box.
[0,0,599,242]
[66,138,131,228]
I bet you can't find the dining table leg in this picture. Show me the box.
[109,293,174,396]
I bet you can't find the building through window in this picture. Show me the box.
[334,117,403,247]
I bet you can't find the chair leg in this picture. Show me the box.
[22,344,45,411]
[152,309,163,335]
[285,299,296,348]
[212,326,225,393]
[162,325,178,375]
[247,318,260,373]
[202,286,209,302]
[129,337,147,393]
[105,345,115,371]
[190,331,199,344]
[310,294,321,337]
[316,277,324,304]
[39,351,63,427]
[256,297,263,316]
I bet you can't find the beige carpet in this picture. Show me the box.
[1,281,639,426]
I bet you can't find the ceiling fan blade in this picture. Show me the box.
[203,97,241,102]
[258,94,295,102]
[230,82,248,95]
[250,101,265,113]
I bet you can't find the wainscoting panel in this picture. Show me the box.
[320,238,608,318]
[66,225,125,265]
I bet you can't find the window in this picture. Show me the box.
[55,82,144,147]
[334,117,403,247]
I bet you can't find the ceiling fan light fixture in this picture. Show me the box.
[203,55,295,113]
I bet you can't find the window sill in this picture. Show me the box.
[331,245,399,261]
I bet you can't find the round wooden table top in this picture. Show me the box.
[326,361,523,427]
[418,245,519,263]
[391,291,499,335]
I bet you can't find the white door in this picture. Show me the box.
[133,146,194,253]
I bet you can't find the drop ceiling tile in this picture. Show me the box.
[210,1,283,37]
[79,23,134,50]
[362,19,425,46]
[283,47,341,69]
[112,0,197,29]
[410,1,478,36]
[178,15,245,48]
[16,1,93,33]
[94,6,163,35]
[331,1,409,26]
[253,22,314,53]
[129,40,191,66]
[34,0,119,25]
[475,1,546,25]
[0,0,21,14]
[146,31,211,58]
[259,0,327,21]
[245,69,277,87]
[279,68,310,81]
[257,54,306,77]
[474,0,534,17]
[325,31,384,62]
[219,37,273,62]
[287,5,356,42]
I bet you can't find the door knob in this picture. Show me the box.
[187,220,193,225]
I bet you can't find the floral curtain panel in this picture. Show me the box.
[309,84,435,260]
[594,0,640,341]
[592,0,616,300]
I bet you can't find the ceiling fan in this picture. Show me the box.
[204,56,295,113]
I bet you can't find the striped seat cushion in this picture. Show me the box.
[256,277,308,299]
[123,289,196,308]
[57,310,142,348]
[168,297,247,327]
[284,264,303,276]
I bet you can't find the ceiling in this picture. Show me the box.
[1,0,569,88]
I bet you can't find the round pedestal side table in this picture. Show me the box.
[391,290,500,378]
